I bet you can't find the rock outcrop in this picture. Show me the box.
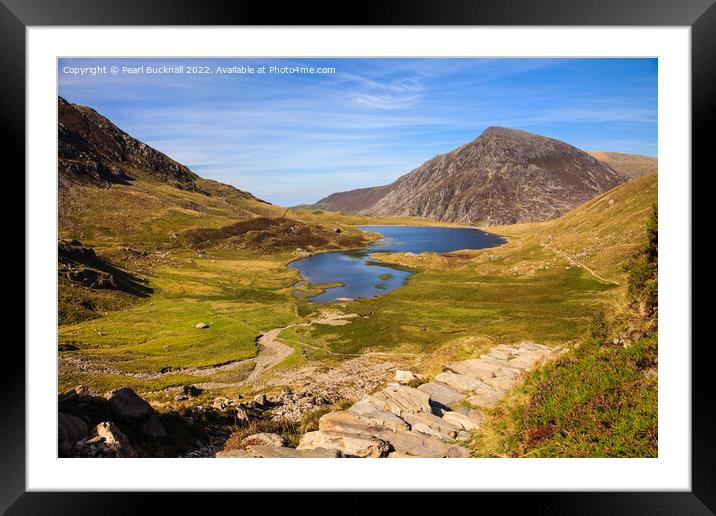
[314,127,629,226]
[58,96,203,192]
[58,385,180,458]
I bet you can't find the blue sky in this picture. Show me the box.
[58,58,657,206]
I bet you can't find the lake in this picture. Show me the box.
[289,225,506,303]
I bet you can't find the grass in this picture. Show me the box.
[469,335,657,457]
[58,248,304,391]
[303,250,615,358]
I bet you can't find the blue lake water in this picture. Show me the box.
[288,225,506,303]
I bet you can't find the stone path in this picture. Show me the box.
[218,341,563,458]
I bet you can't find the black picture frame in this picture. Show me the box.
[4,0,710,512]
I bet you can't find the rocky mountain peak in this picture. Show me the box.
[58,96,205,194]
[314,127,630,226]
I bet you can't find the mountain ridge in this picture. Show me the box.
[59,96,204,193]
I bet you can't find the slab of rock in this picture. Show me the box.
[319,410,386,435]
[349,396,411,432]
[434,371,486,393]
[404,411,461,439]
[443,410,482,430]
[241,432,286,448]
[370,384,432,417]
[466,389,505,409]
[245,445,342,458]
[394,370,418,385]
[445,359,501,380]
[375,430,469,458]
[417,382,465,407]
[298,431,390,458]
[387,451,418,458]
[483,375,519,391]
[215,449,254,458]
[487,348,512,360]
[508,353,543,370]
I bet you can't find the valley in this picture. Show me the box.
[57,96,658,459]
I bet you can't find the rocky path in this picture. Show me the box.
[541,242,620,285]
[218,341,563,458]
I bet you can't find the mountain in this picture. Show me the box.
[587,151,658,178]
[57,97,283,242]
[314,127,629,226]
[59,96,204,192]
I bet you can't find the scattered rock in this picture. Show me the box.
[195,322,209,329]
[76,421,138,458]
[182,385,202,397]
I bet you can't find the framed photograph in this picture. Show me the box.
[5,0,711,511]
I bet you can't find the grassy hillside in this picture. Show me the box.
[469,204,658,458]
[488,173,658,283]
[588,151,658,178]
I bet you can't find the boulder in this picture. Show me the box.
[456,430,472,442]
[240,433,286,448]
[106,387,166,439]
[58,412,89,456]
[394,370,418,385]
[297,431,390,458]
[417,382,465,407]
[195,322,209,329]
[370,384,432,417]
[434,371,486,393]
[106,387,152,422]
